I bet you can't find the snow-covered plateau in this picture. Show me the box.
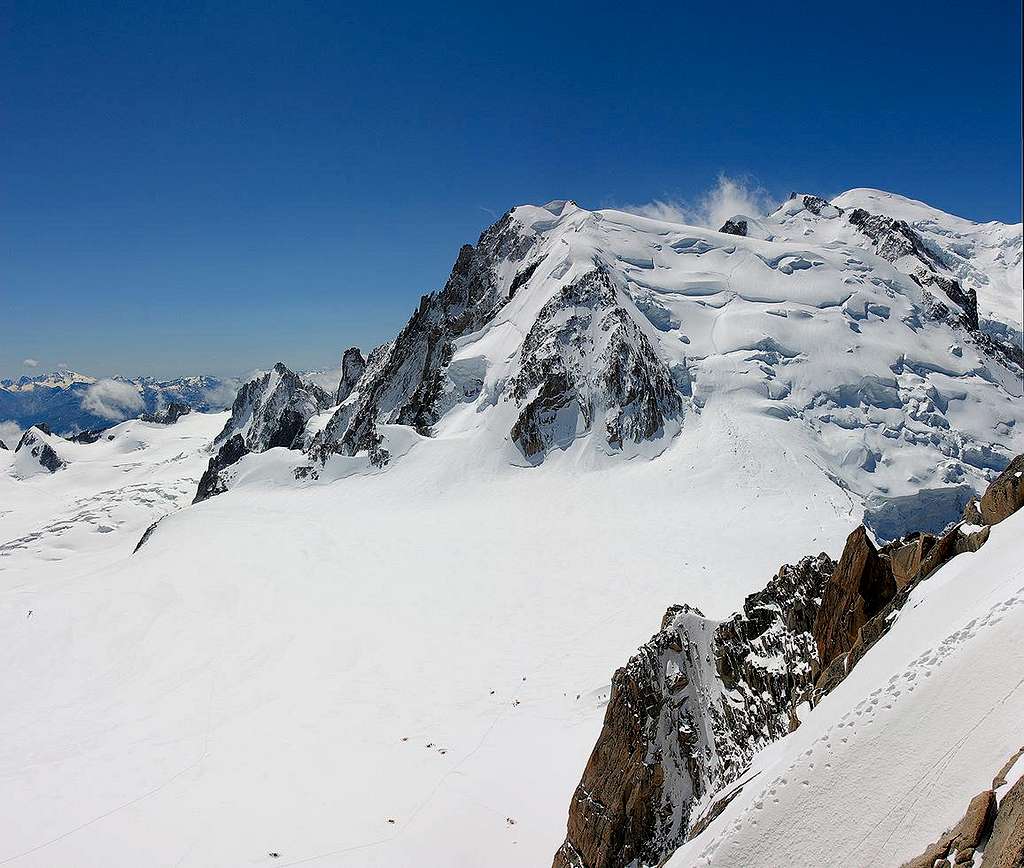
[1,188,1021,867]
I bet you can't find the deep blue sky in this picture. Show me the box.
[3,0,1021,379]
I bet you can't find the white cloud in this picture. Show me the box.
[81,379,145,422]
[22,358,39,368]
[199,379,242,409]
[0,421,22,449]
[621,174,775,230]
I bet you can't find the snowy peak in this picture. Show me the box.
[0,369,96,392]
[12,425,66,476]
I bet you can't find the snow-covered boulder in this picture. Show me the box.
[12,426,66,476]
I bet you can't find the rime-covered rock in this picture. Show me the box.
[553,554,834,868]
[509,267,683,459]
[214,363,331,452]
[140,402,191,424]
[195,363,332,502]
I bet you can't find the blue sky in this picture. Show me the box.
[3,0,1021,379]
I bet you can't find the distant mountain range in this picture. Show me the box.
[0,370,240,434]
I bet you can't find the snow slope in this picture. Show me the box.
[831,188,1023,332]
[668,509,1024,868]
[0,412,227,591]
[0,405,861,868]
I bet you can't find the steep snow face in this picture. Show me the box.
[668,509,1024,868]
[832,188,1023,332]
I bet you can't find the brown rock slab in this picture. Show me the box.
[985,775,1024,867]
[979,453,1024,526]
[813,526,897,670]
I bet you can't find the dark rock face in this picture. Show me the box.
[979,453,1024,525]
[195,363,331,502]
[132,517,164,553]
[792,193,840,217]
[553,554,834,868]
[719,218,748,236]
[314,211,534,459]
[336,347,367,404]
[215,362,331,453]
[509,268,683,460]
[193,434,249,503]
[813,526,897,671]
[141,402,192,424]
[67,428,105,443]
[0,439,7,450]
[15,427,66,473]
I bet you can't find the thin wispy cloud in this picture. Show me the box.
[621,174,775,230]
[22,358,39,368]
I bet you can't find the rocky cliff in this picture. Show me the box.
[553,454,1024,868]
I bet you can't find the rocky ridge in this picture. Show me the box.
[194,363,332,502]
[553,454,1024,868]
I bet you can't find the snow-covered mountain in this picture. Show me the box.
[0,188,1021,868]
[0,370,240,435]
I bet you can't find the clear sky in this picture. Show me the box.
[3,0,1021,379]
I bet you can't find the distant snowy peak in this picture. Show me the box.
[0,369,96,391]
[0,370,239,434]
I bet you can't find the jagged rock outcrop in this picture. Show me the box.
[0,439,7,450]
[193,434,248,503]
[215,363,331,452]
[140,402,191,424]
[841,203,1024,375]
[336,347,366,404]
[68,428,105,443]
[14,426,66,473]
[509,267,683,459]
[553,554,835,868]
[557,457,1024,868]
[719,218,747,236]
[979,453,1024,525]
[312,210,535,459]
[813,526,897,671]
[194,363,331,502]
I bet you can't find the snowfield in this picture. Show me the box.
[0,404,860,867]
[0,188,1020,867]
